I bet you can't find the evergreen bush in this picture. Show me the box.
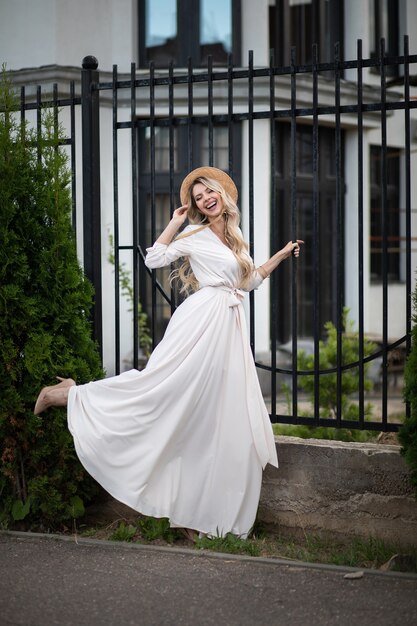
[400,282,417,498]
[0,71,103,529]
[297,308,377,420]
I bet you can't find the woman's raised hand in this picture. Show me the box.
[172,205,189,225]
[281,239,304,259]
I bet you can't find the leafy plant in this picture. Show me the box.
[0,69,103,528]
[108,235,152,359]
[400,279,417,498]
[137,515,177,542]
[297,308,377,421]
[109,522,137,542]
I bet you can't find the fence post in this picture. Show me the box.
[81,55,102,358]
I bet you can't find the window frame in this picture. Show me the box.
[272,122,343,343]
[138,0,241,68]
[369,144,401,284]
[269,0,344,67]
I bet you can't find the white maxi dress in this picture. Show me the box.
[68,225,278,537]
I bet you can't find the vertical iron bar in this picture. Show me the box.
[70,80,77,230]
[112,64,121,374]
[404,35,411,421]
[334,41,343,427]
[312,42,320,426]
[81,56,102,357]
[169,60,176,315]
[208,55,214,166]
[248,50,255,355]
[19,86,26,161]
[131,62,139,370]
[149,62,157,348]
[270,49,277,421]
[357,40,365,428]
[227,53,234,178]
[380,38,388,429]
[36,85,41,163]
[53,83,58,151]
[20,86,26,127]
[187,57,194,171]
[290,46,298,423]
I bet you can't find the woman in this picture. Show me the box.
[34,166,303,540]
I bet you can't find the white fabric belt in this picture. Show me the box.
[216,286,245,307]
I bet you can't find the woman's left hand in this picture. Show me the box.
[281,240,304,259]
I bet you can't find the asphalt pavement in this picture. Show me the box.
[1,531,416,626]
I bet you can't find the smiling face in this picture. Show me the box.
[191,182,224,222]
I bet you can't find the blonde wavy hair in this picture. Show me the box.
[171,176,255,295]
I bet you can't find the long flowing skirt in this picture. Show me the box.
[68,286,278,537]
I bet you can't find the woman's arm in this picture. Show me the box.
[257,240,304,279]
[156,205,189,245]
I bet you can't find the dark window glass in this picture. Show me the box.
[272,122,342,342]
[370,0,399,77]
[139,0,239,67]
[269,0,343,66]
[370,146,401,282]
[138,122,241,343]
[144,127,179,172]
[371,0,399,56]
[144,0,178,65]
[200,0,232,64]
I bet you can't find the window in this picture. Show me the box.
[139,0,240,67]
[272,123,341,342]
[269,0,343,66]
[139,123,241,342]
[370,0,399,64]
[370,146,401,283]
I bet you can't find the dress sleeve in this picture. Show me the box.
[244,270,264,292]
[145,226,195,269]
[235,227,265,291]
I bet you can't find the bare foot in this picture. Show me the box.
[180,528,198,543]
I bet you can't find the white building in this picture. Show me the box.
[1,0,416,377]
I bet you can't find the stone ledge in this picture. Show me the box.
[258,436,417,548]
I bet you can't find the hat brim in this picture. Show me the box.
[180,167,238,205]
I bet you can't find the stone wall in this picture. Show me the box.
[258,436,417,548]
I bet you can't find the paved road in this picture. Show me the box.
[1,532,416,626]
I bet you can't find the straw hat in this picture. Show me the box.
[180,166,238,205]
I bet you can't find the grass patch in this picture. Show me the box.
[195,533,261,557]
[255,529,417,571]
[272,423,377,443]
[75,514,416,573]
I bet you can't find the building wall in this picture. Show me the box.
[1,0,416,374]
[0,0,137,72]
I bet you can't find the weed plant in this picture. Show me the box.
[272,423,377,443]
[86,515,416,572]
[195,533,261,557]
[109,522,137,543]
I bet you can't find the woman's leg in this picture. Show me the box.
[34,378,75,415]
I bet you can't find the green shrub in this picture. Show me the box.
[0,70,103,529]
[400,281,417,498]
[108,234,152,359]
[137,516,177,542]
[297,308,377,421]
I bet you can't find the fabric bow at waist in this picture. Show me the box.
[217,286,245,307]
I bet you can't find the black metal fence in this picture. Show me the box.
[13,37,417,431]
